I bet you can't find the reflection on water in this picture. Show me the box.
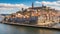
[0,23,60,34]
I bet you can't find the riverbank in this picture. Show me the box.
[1,21,60,31]
[0,23,60,34]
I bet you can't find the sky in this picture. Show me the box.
[0,0,60,14]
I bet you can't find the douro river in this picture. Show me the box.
[0,23,60,34]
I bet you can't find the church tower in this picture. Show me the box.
[32,2,34,9]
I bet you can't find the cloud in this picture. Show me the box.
[0,3,28,8]
[0,3,29,14]
[35,1,60,10]
[35,1,41,4]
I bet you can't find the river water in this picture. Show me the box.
[0,23,60,34]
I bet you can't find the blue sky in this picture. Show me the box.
[0,0,59,14]
[0,0,57,5]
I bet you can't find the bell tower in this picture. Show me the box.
[32,2,34,9]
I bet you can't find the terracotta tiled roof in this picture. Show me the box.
[28,7,43,9]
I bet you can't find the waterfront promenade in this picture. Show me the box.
[0,23,60,34]
[1,21,60,29]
